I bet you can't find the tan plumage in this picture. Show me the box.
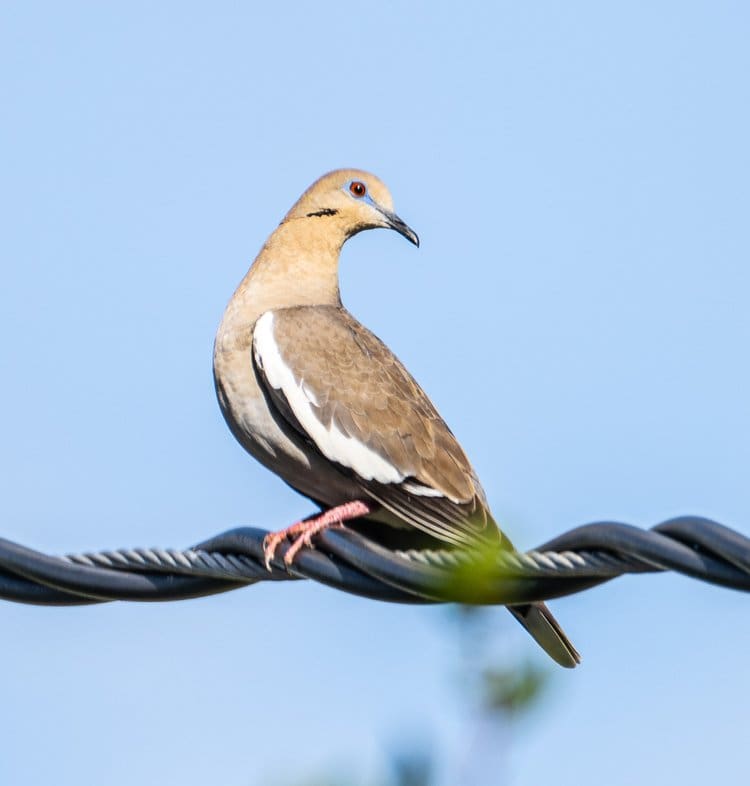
[214,169,580,668]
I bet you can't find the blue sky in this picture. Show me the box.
[1,2,749,784]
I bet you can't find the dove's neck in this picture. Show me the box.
[220,218,345,338]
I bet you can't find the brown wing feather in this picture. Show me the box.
[255,305,499,547]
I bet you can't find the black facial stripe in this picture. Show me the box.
[306,208,339,218]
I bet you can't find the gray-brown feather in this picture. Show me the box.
[253,305,499,547]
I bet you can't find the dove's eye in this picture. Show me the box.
[349,181,367,198]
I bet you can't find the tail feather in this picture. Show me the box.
[508,602,581,668]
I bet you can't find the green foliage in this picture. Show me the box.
[481,661,549,715]
[437,542,521,605]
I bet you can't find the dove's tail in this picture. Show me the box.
[508,602,581,668]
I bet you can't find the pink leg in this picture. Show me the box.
[263,500,374,569]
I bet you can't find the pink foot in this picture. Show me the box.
[263,500,374,569]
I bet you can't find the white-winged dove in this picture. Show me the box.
[213,170,580,667]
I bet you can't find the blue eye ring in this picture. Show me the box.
[349,180,367,199]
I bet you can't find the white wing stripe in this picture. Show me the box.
[402,481,445,498]
[253,312,405,484]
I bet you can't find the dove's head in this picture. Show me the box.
[283,169,419,248]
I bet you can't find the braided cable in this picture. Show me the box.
[0,515,747,607]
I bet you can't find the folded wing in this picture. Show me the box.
[252,305,500,548]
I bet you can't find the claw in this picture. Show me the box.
[261,500,374,572]
[263,531,287,570]
[283,529,322,566]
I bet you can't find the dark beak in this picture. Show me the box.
[380,208,420,247]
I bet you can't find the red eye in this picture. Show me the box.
[349,181,367,198]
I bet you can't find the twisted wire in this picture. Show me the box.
[0,515,748,607]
